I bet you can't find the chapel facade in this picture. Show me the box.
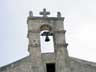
[0,9,96,72]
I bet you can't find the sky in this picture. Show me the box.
[0,0,96,67]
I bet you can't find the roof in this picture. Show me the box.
[70,57,96,67]
[0,56,30,71]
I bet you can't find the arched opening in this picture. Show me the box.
[40,24,51,31]
[40,24,54,53]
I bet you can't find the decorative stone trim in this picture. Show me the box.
[64,43,68,48]
[55,43,68,48]
[28,30,40,33]
[28,44,40,48]
[27,30,40,38]
[54,30,66,34]
[27,17,64,24]
[29,11,33,17]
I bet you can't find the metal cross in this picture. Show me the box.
[40,8,50,17]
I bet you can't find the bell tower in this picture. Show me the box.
[27,8,71,72]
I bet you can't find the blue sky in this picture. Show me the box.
[0,0,96,67]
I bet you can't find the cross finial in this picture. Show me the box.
[40,8,50,17]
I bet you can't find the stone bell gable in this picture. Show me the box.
[0,8,96,72]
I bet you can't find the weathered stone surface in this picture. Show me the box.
[70,57,96,72]
[1,56,96,72]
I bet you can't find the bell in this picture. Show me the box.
[45,36,50,42]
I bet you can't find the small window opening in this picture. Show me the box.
[46,63,55,72]
[40,24,54,53]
